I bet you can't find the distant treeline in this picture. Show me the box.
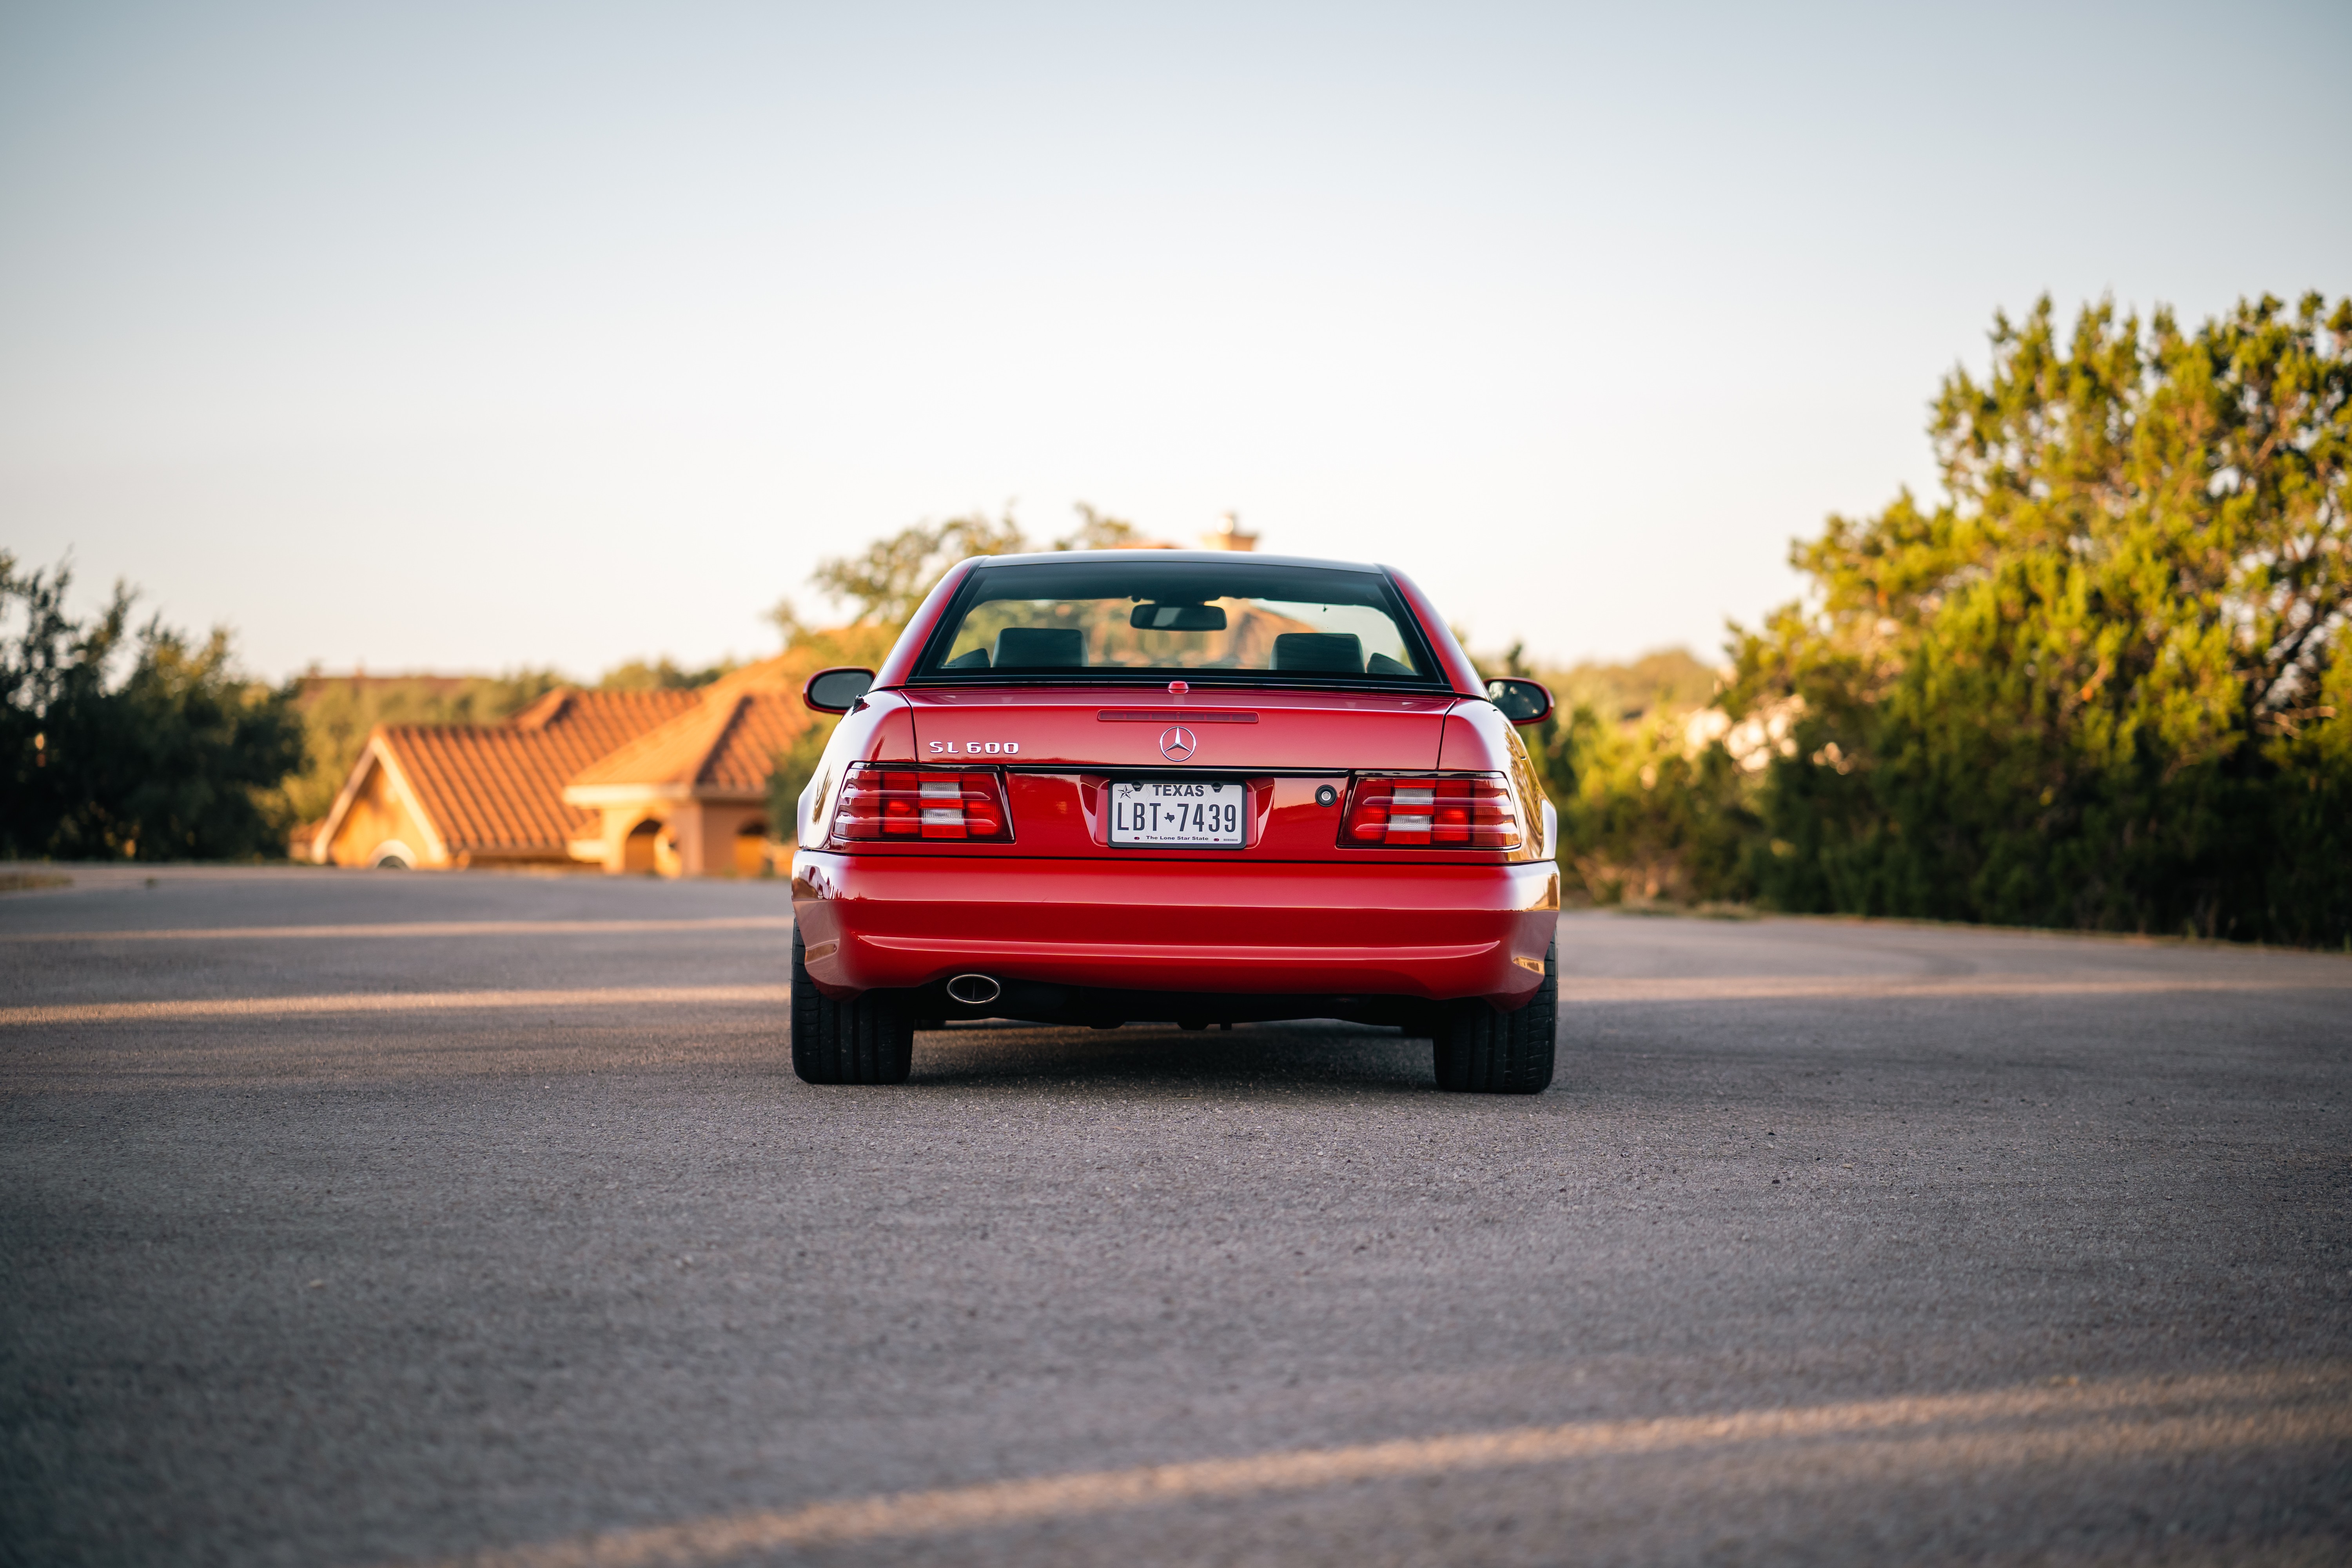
[0,559,757,858]
[1512,292,2350,947]
[10,293,2344,947]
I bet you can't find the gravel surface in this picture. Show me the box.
[2,868,2348,1566]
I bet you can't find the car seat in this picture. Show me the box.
[992,628,1087,668]
[1270,632,1364,673]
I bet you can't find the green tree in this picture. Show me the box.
[597,656,733,691]
[1464,640,1751,905]
[1055,503,1143,552]
[770,502,1142,641]
[2,555,304,860]
[1549,648,1719,726]
[1730,292,2350,942]
[1547,704,1753,906]
[782,508,1029,634]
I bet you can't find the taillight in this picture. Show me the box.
[1341,773,1521,849]
[830,764,1011,843]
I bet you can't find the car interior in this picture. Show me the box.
[990,627,1087,668]
[960,628,1425,676]
[1270,632,1363,672]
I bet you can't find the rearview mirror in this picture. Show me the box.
[1129,602,1228,632]
[1485,677,1552,725]
[802,667,875,714]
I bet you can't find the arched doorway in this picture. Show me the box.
[622,818,661,873]
[733,819,770,877]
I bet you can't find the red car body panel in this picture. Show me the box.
[792,552,1559,1022]
[793,856,1557,1000]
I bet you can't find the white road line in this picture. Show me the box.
[1558,973,2352,1002]
[0,985,793,1027]
[401,1367,2352,1568]
[0,917,796,944]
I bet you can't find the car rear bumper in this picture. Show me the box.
[791,851,1560,1007]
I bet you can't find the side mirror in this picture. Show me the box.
[802,667,875,715]
[1485,677,1552,726]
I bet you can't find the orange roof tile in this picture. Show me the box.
[372,688,697,852]
[565,656,820,796]
[507,688,574,730]
[698,692,808,790]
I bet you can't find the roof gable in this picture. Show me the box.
[312,686,698,855]
[564,656,818,797]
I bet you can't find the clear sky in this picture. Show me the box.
[4,1,2346,681]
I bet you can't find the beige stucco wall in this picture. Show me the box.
[685,801,771,877]
[569,806,670,874]
[321,759,442,868]
[573,799,773,877]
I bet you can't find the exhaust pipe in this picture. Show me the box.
[946,973,1002,1006]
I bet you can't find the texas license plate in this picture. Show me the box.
[1109,779,1245,847]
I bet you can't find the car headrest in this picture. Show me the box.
[1270,632,1364,673]
[991,627,1087,668]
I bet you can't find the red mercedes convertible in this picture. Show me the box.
[788,551,1559,1092]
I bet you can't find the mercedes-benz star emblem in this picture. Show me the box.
[1158,725,1198,762]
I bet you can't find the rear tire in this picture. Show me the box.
[1432,938,1557,1094]
[791,928,914,1085]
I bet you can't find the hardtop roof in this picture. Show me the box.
[963,549,1389,574]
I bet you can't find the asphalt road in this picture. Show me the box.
[3,867,2348,1567]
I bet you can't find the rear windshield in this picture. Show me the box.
[911,560,1441,686]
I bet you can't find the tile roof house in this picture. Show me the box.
[561,657,815,876]
[305,670,817,875]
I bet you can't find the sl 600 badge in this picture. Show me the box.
[928,740,1020,755]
